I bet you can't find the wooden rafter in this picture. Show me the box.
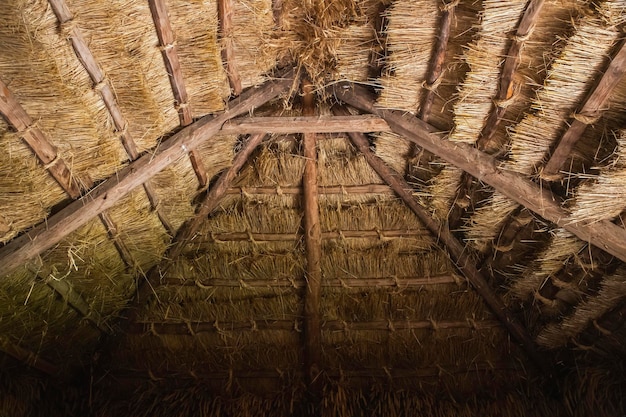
[448,0,545,229]
[0,79,134,328]
[204,229,428,242]
[218,0,242,95]
[301,79,323,395]
[332,104,551,374]
[220,115,390,134]
[48,0,176,235]
[542,39,626,179]
[0,338,60,377]
[0,79,84,198]
[161,275,458,288]
[0,73,294,278]
[330,82,626,264]
[148,0,208,187]
[127,319,500,335]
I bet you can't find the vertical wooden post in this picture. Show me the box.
[218,0,243,95]
[301,79,323,397]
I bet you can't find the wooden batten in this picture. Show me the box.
[330,82,626,265]
[207,229,429,242]
[0,338,60,378]
[0,74,293,278]
[161,275,458,288]
[148,0,208,187]
[448,0,545,229]
[332,104,551,375]
[542,39,626,179]
[227,184,394,196]
[0,79,83,198]
[127,319,500,335]
[220,115,390,134]
[218,0,242,95]
[301,79,323,395]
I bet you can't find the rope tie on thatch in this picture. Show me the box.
[287,276,298,289]
[342,320,349,332]
[493,85,520,109]
[238,279,250,289]
[571,111,601,125]
[159,41,177,52]
[276,185,283,196]
[94,79,109,93]
[571,338,593,351]
[592,319,612,336]
[147,369,163,381]
[293,319,301,333]
[59,18,79,39]
[338,277,351,289]
[247,229,257,243]
[467,318,479,330]
[422,75,443,92]
[440,0,460,12]
[149,322,158,337]
[210,231,224,244]
[534,291,558,308]
[195,279,213,290]
[338,229,346,241]
[213,320,224,334]
[493,239,515,253]
[185,320,197,337]
[387,320,396,332]
[383,366,393,382]
[43,153,62,171]
[551,277,576,290]
[250,319,258,332]
[174,102,190,111]
[429,318,439,331]
[511,28,535,43]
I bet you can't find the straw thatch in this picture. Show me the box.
[2,0,626,415]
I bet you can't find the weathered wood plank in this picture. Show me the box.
[220,115,390,134]
[0,74,293,278]
[333,104,552,374]
[331,82,626,264]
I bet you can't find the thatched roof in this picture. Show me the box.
[1,0,626,415]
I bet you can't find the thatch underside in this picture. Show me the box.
[1,0,626,415]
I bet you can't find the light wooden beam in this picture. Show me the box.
[226,184,394,195]
[330,82,626,264]
[218,0,242,95]
[148,0,208,187]
[0,79,84,198]
[220,115,390,134]
[332,104,551,374]
[542,39,626,179]
[161,275,458,288]
[301,79,323,394]
[48,0,176,234]
[206,229,428,242]
[0,73,293,278]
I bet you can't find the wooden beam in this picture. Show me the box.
[542,39,626,179]
[127,319,500,335]
[330,82,626,264]
[206,229,429,242]
[332,104,551,374]
[0,337,59,377]
[0,79,84,198]
[448,0,545,229]
[218,0,242,95]
[0,73,294,278]
[161,275,458,288]
[227,184,394,195]
[301,79,323,394]
[148,0,208,187]
[220,115,390,134]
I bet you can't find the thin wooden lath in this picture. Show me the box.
[0,338,60,378]
[148,0,209,188]
[218,0,242,95]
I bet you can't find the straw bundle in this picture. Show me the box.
[234,143,306,188]
[0,0,127,180]
[376,0,439,113]
[167,0,230,116]
[318,136,383,187]
[66,0,179,152]
[275,0,380,87]
[537,265,626,348]
[0,124,65,243]
[462,191,521,252]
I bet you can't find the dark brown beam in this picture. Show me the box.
[333,104,551,374]
[149,0,208,187]
[301,79,323,394]
[128,319,500,335]
[0,337,59,377]
[226,184,394,195]
[161,274,458,288]
[0,73,293,278]
[218,0,242,95]
[0,79,84,198]
[220,115,390,134]
[542,39,626,179]
[206,229,429,242]
[330,82,626,264]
